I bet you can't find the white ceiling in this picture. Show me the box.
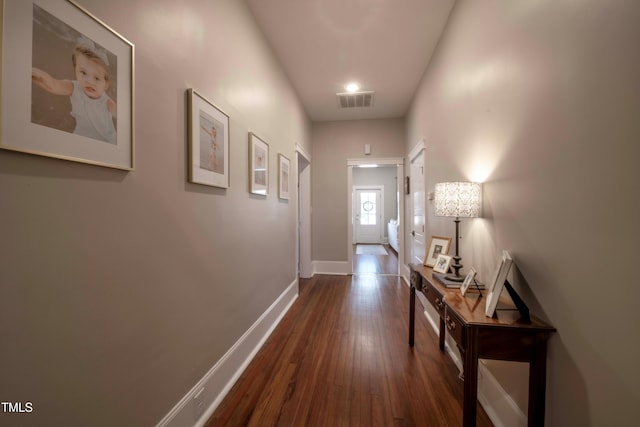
[246,0,456,122]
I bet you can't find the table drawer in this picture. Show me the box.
[422,279,445,316]
[445,307,465,346]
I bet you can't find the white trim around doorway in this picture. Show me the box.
[346,157,405,276]
[296,144,312,278]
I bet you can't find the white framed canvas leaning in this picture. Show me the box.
[278,154,290,200]
[424,236,451,267]
[485,250,514,317]
[187,88,230,188]
[460,267,477,296]
[433,254,452,274]
[249,132,269,195]
[1,0,134,170]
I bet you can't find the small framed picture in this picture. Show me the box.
[278,154,290,200]
[2,0,134,170]
[424,236,452,267]
[187,88,230,188]
[485,251,514,317]
[249,132,269,195]
[460,268,477,296]
[433,254,452,274]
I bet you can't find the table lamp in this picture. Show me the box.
[434,181,482,281]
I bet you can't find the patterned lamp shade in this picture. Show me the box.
[434,182,482,218]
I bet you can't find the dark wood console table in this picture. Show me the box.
[409,264,555,427]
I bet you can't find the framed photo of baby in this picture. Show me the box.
[0,0,134,170]
[187,88,230,188]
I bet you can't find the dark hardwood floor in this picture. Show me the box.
[353,244,399,276]
[206,270,493,426]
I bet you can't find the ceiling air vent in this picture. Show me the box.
[336,91,375,109]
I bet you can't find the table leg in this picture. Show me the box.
[409,286,416,347]
[528,333,549,426]
[462,328,479,427]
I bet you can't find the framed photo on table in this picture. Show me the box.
[187,88,230,188]
[424,236,451,267]
[460,267,477,296]
[485,251,514,317]
[433,254,452,274]
[249,132,269,195]
[278,154,290,200]
[1,0,134,170]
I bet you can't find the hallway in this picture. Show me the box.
[206,274,493,426]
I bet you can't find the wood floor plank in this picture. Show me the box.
[353,244,398,275]
[205,274,493,427]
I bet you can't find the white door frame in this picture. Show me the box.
[296,144,312,278]
[352,186,384,244]
[408,140,426,267]
[347,158,405,275]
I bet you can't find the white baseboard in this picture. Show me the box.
[400,273,410,288]
[400,263,411,284]
[476,361,527,427]
[312,260,351,276]
[156,279,299,427]
[419,304,526,427]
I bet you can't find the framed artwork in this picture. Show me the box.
[278,154,290,200]
[460,267,477,296]
[424,236,452,267]
[187,88,230,188]
[433,254,452,274]
[1,0,134,170]
[485,251,514,317]
[249,132,269,195]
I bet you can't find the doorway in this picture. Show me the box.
[297,146,311,278]
[409,142,426,265]
[347,159,404,276]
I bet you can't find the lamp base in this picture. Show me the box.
[444,274,465,282]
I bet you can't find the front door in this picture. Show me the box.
[354,188,382,244]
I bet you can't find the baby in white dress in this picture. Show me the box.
[32,37,117,144]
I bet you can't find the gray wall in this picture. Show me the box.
[311,118,405,262]
[0,0,310,425]
[406,0,640,424]
[4,1,639,425]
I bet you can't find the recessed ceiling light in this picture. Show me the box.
[345,82,360,93]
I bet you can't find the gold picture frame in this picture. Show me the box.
[187,88,230,188]
[424,235,452,267]
[249,132,269,195]
[278,153,290,200]
[460,267,477,296]
[433,254,452,274]
[1,0,135,170]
